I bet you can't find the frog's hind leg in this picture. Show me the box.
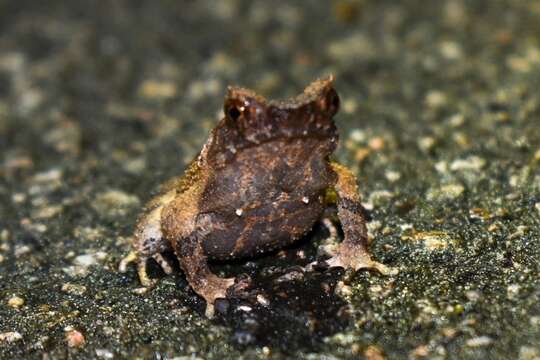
[323,162,397,275]
[175,233,238,317]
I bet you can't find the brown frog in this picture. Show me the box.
[120,76,393,316]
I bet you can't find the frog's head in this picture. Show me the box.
[207,76,339,165]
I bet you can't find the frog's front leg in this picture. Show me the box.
[119,192,176,286]
[324,162,396,275]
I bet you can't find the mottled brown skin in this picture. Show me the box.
[120,76,393,316]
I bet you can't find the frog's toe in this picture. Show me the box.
[224,273,255,300]
[205,302,217,318]
[152,253,174,275]
[137,258,159,287]
[118,251,138,273]
[305,259,330,272]
[119,251,158,287]
[325,254,398,276]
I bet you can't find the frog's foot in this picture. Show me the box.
[324,252,398,275]
[119,251,174,287]
[199,276,236,318]
[306,251,397,275]
[119,251,156,287]
[200,274,256,317]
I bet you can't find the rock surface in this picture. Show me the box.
[0,1,539,359]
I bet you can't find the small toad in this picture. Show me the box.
[120,76,393,316]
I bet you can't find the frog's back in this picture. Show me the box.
[197,137,336,260]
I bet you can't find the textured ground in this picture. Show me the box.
[1,0,539,359]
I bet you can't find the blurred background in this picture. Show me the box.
[0,0,539,359]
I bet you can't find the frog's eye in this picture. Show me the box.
[228,106,241,121]
[326,88,340,115]
[224,99,246,123]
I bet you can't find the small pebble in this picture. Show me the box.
[434,161,449,173]
[65,328,86,348]
[14,245,32,257]
[122,157,146,174]
[450,156,486,171]
[95,349,114,359]
[61,283,87,296]
[413,231,453,250]
[410,345,429,358]
[439,41,463,60]
[368,137,385,150]
[32,205,63,219]
[275,269,304,283]
[385,170,401,182]
[354,147,371,163]
[466,336,493,347]
[256,294,270,307]
[342,98,358,114]
[7,295,25,308]
[369,284,383,295]
[425,90,447,108]
[11,193,27,204]
[349,129,366,142]
[519,346,540,360]
[427,183,465,201]
[368,190,394,205]
[20,220,47,234]
[92,190,140,218]
[534,149,540,161]
[32,168,62,184]
[417,136,436,152]
[74,254,98,267]
[139,79,177,99]
[0,229,9,241]
[133,287,149,295]
[448,113,465,127]
[442,327,457,338]
[465,290,481,302]
[0,331,23,343]
[364,345,386,360]
[507,284,521,299]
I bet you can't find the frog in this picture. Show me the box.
[119,76,394,316]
